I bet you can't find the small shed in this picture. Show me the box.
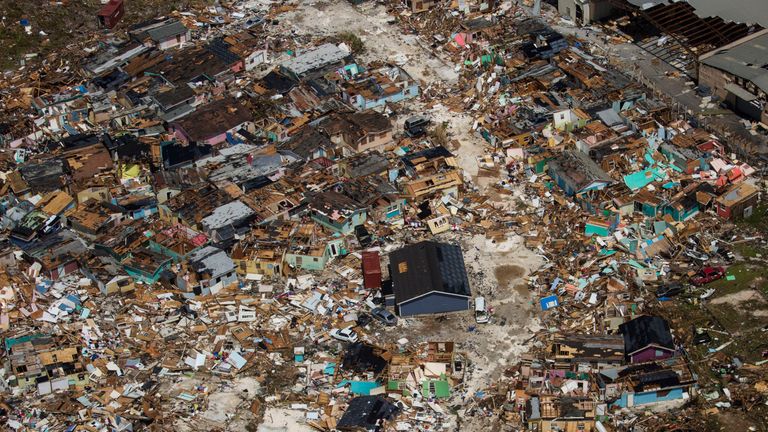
[97,0,124,29]
[361,250,382,290]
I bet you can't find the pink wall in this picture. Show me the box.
[630,347,674,364]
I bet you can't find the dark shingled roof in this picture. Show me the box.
[619,315,674,356]
[389,241,471,305]
[173,98,251,142]
[337,396,399,430]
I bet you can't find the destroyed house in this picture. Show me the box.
[159,141,214,170]
[65,200,118,238]
[10,210,57,244]
[22,231,87,280]
[171,98,253,146]
[336,396,400,432]
[18,159,66,194]
[284,223,334,272]
[457,16,498,46]
[247,182,303,223]
[158,185,228,228]
[147,224,208,263]
[406,0,436,13]
[152,85,197,121]
[149,45,235,85]
[6,334,87,394]
[222,31,268,71]
[279,126,337,160]
[140,20,190,50]
[341,65,419,110]
[521,29,568,59]
[61,139,114,182]
[527,395,596,432]
[230,222,293,276]
[106,192,159,221]
[231,242,285,277]
[662,183,712,222]
[401,146,462,199]
[550,335,625,371]
[699,29,768,123]
[619,315,675,364]
[307,191,367,235]
[608,357,695,409]
[280,43,353,80]
[81,256,135,295]
[547,150,613,197]
[659,143,706,174]
[122,248,174,284]
[338,151,389,179]
[714,182,759,220]
[388,241,471,316]
[200,200,257,245]
[93,222,151,261]
[177,245,237,296]
[318,110,394,153]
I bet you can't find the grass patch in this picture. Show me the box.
[738,203,768,230]
[706,263,768,297]
[733,242,767,258]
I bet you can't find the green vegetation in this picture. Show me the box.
[337,32,366,54]
[738,203,768,230]
[0,0,215,70]
[734,241,768,259]
[707,263,768,296]
[428,123,449,146]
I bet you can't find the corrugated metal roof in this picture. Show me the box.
[625,0,768,27]
[701,31,768,94]
[147,21,188,42]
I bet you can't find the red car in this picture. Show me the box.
[691,266,725,286]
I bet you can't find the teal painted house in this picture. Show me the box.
[307,191,367,235]
[122,248,173,284]
[547,151,613,197]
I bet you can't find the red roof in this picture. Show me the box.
[362,251,381,274]
[98,0,123,17]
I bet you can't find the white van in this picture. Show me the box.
[474,297,489,324]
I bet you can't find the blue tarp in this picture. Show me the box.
[540,295,559,311]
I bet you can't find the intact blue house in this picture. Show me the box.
[388,241,472,317]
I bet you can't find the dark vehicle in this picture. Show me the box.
[691,266,726,286]
[355,224,373,248]
[655,282,684,298]
[717,247,735,263]
[404,116,430,138]
[371,307,397,326]
[243,16,265,29]
[693,329,712,345]
[356,313,373,327]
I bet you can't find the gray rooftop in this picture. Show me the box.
[281,43,349,76]
[625,0,768,28]
[700,30,768,95]
[147,21,189,42]
[201,200,255,231]
[188,246,235,277]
